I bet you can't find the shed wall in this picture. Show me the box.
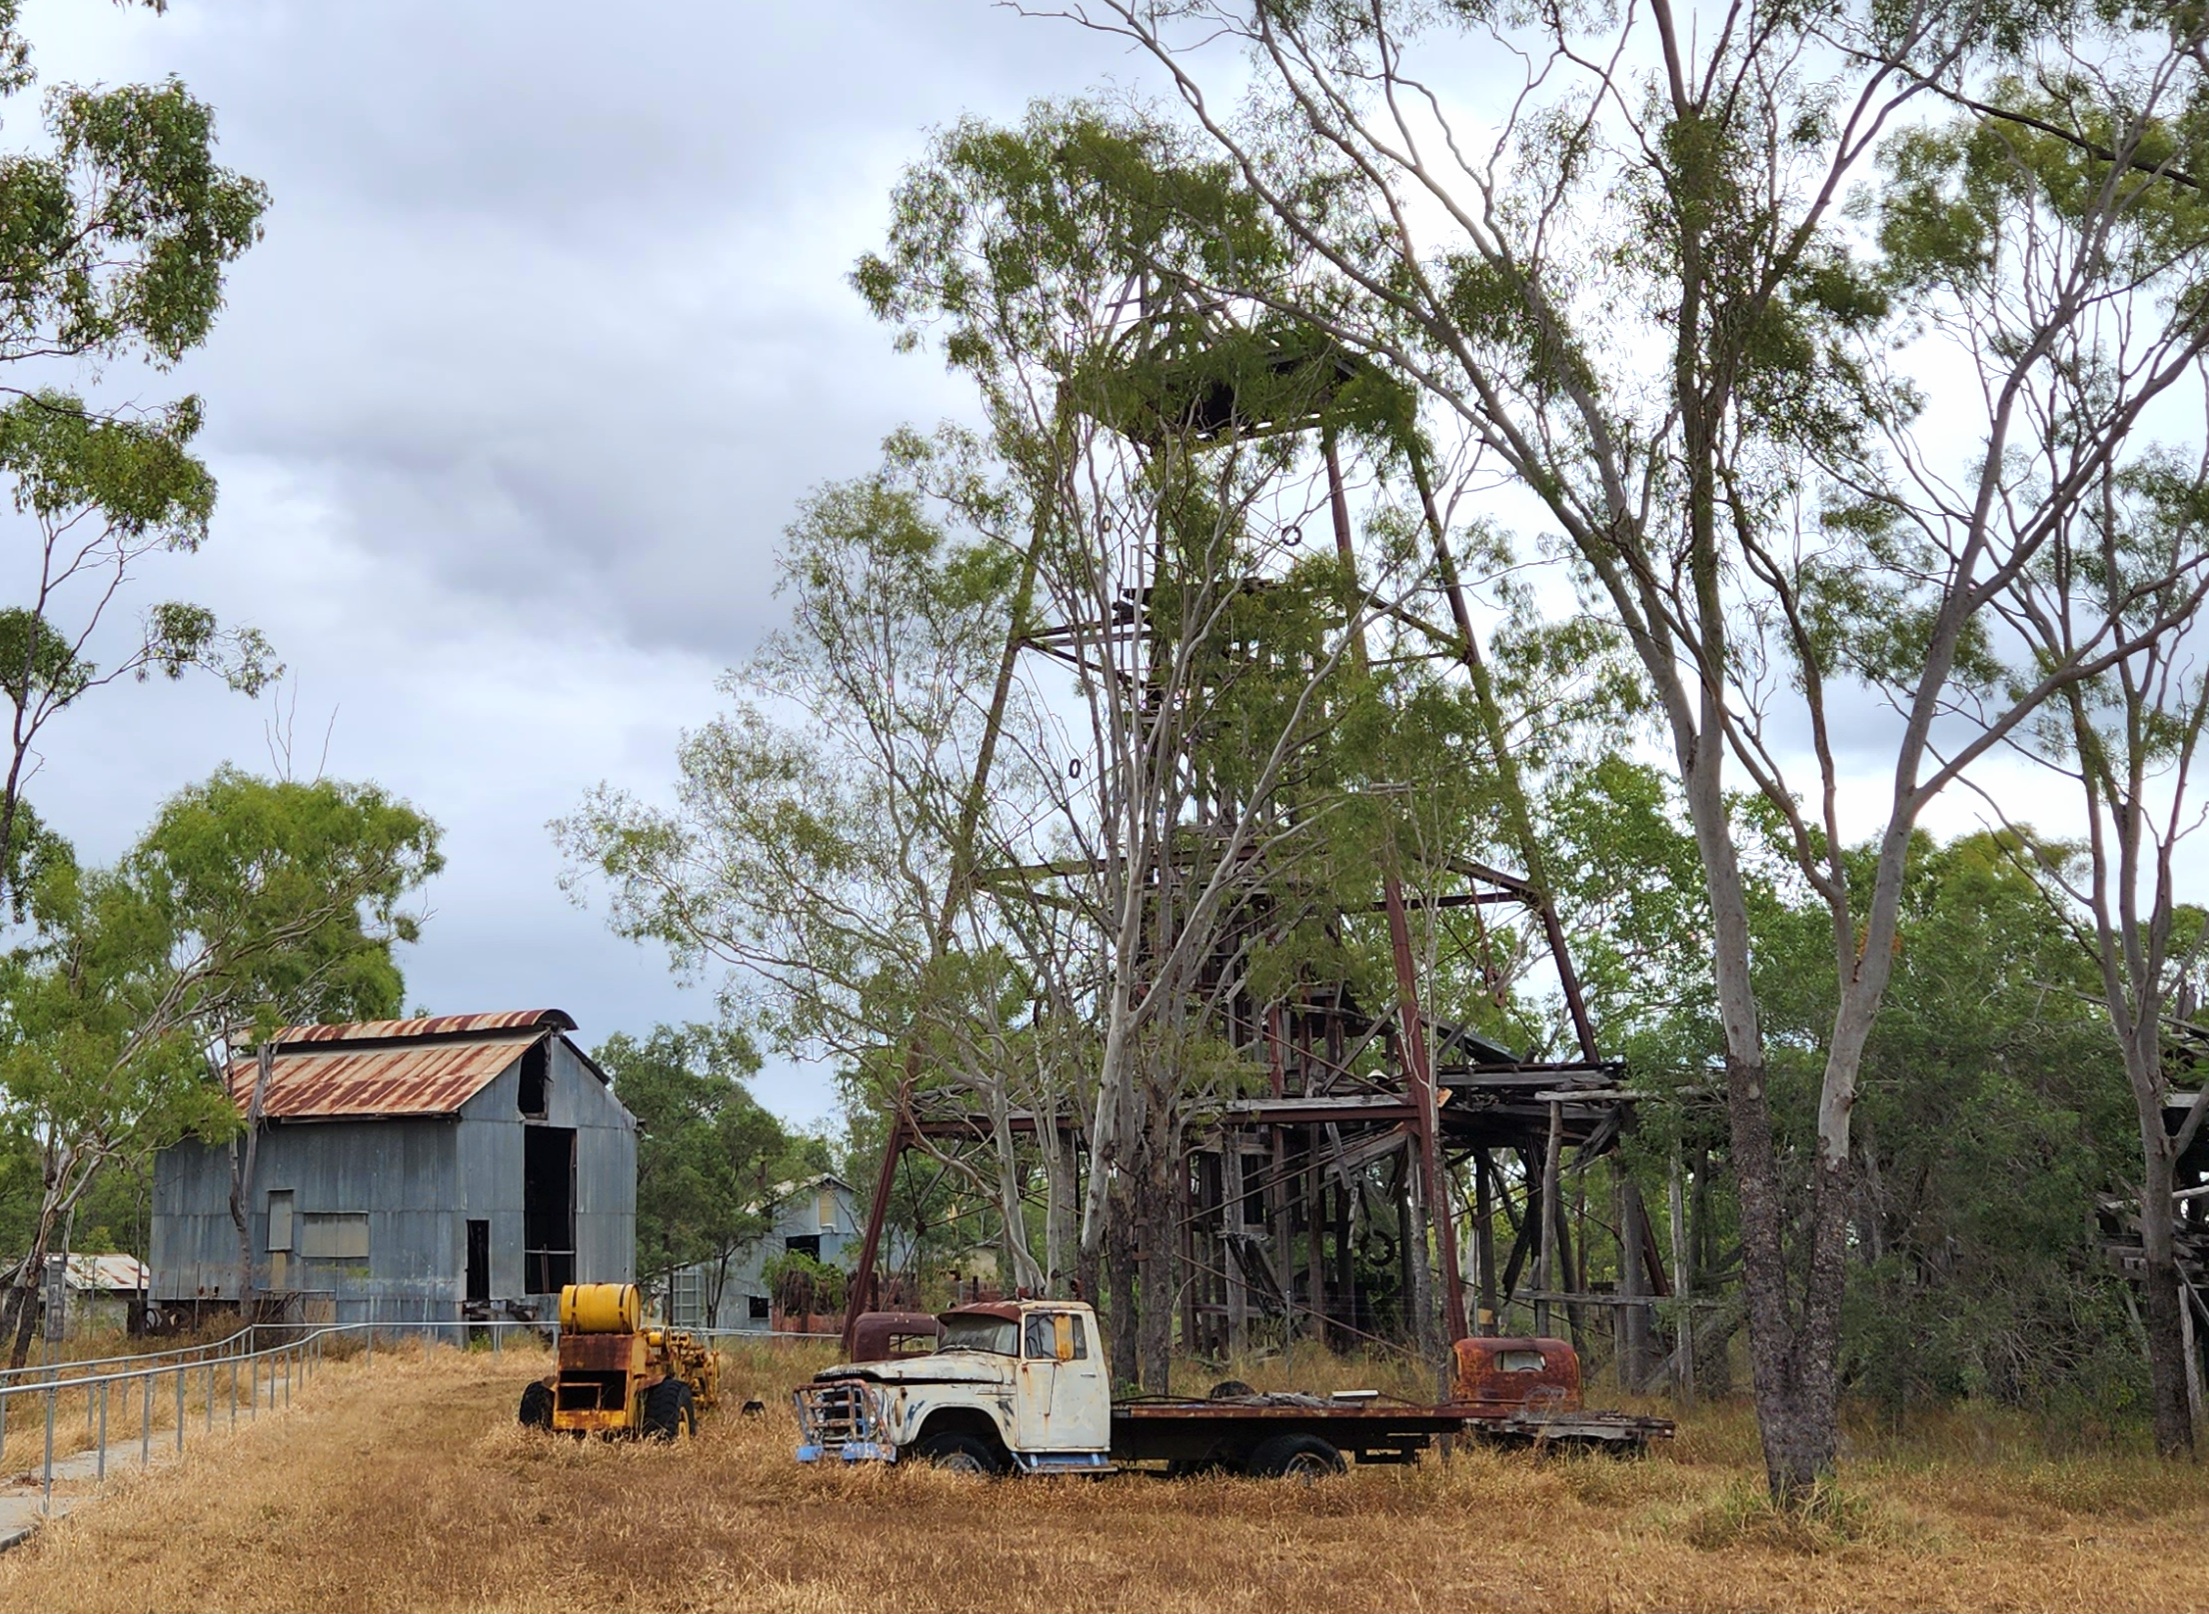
[152,1032,636,1325]
[151,1118,458,1325]
[456,1037,635,1299]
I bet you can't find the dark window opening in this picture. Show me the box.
[523,1126,575,1293]
[465,1219,490,1304]
[782,1234,821,1260]
[748,1294,771,1321]
[517,1041,549,1117]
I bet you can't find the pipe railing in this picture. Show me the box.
[0,1315,843,1517]
[0,1325,264,1387]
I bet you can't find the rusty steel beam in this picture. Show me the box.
[1328,432,1469,1348]
[842,1100,909,1357]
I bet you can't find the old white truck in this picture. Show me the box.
[792,1298,1669,1477]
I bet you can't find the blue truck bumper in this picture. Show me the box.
[795,1441,898,1464]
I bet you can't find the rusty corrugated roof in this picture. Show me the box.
[225,1010,580,1121]
[267,1009,575,1047]
[227,1033,541,1120]
[63,1253,149,1291]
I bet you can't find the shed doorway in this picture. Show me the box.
[523,1127,575,1293]
[465,1219,490,1304]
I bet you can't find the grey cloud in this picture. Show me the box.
[1,1,1140,1124]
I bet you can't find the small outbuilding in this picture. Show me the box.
[150,1010,636,1326]
[35,1253,151,1338]
[661,1173,859,1331]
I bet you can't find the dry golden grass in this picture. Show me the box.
[0,1341,2206,1613]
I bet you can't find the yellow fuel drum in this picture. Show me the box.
[559,1282,640,1335]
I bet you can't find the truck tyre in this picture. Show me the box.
[518,1380,554,1430]
[1248,1433,1344,1480]
[915,1431,1005,1477]
[1207,1380,1257,1401]
[640,1377,695,1440]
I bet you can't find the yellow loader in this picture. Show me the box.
[518,1283,720,1438]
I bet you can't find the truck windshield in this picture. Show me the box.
[938,1316,1018,1356]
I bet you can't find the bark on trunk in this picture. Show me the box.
[1105,1188,1139,1389]
[1727,1049,1852,1500]
[5,1268,39,1369]
[6,1205,59,1368]
[2139,1142,2197,1457]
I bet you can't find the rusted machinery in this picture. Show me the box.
[1449,1336,1673,1450]
[518,1282,720,1438]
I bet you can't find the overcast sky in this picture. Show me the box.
[13,1,1158,1128]
[7,3,2174,1133]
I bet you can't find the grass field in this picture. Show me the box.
[2,1341,2207,1613]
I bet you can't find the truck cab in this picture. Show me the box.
[795,1299,1112,1475]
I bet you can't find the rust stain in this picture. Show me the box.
[264,1009,576,1046]
[225,1030,548,1119]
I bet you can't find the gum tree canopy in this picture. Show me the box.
[0,0,272,901]
[1027,0,2209,1498]
[0,769,441,1366]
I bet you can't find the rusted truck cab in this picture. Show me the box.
[1448,1335,1672,1451]
[1450,1337,1582,1415]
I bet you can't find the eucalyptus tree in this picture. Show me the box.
[554,466,1069,1290]
[1029,0,2209,1494]
[861,107,1524,1385]
[0,768,440,1364]
[0,4,272,896]
[1981,451,2209,1454]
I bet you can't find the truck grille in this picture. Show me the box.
[794,1380,881,1450]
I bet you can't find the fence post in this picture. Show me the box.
[41,1380,55,1515]
[230,1358,238,1428]
[96,1378,107,1482]
[205,1361,213,1432]
[140,1371,151,1466]
[174,1365,184,1454]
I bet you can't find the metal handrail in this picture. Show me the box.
[0,1325,261,1387]
[0,1314,840,1522]
[0,1316,539,1520]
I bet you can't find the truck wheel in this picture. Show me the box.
[518,1380,554,1430]
[1207,1379,1256,1400]
[1248,1433,1344,1481]
[915,1432,1005,1477]
[640,1377,694,1440]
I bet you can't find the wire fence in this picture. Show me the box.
[0,1315,841,1519]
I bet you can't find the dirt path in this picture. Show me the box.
[0,1345,2205,1613]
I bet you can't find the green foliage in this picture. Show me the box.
[856,103,1290,392]
[762,1248,846,1318]
[118,768,442,1036]
[0,770,438,1330]
[595,1023,801,1285]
